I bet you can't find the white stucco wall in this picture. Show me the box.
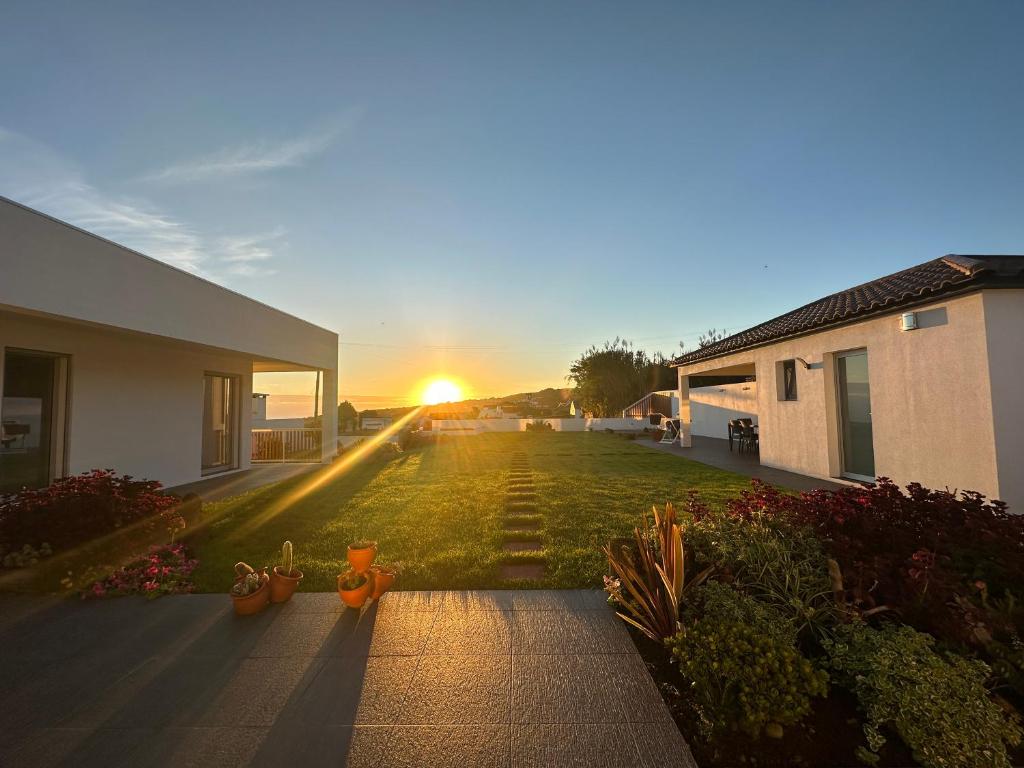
[689,383,758,438]
[982,289,1024,512]
[1,311,255,489]
[678,292,1019,509]
[0,196,340,488]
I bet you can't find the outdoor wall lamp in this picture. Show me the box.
[794,357,812,369]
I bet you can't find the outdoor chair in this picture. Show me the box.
[728,419,742,452]
[738,423,759,454]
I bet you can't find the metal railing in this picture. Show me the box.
[251,428,323,463]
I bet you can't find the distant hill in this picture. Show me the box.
[360,387,573,419]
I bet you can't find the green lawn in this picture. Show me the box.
[186,432,755,592]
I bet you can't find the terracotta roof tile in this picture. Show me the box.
[673,255,1024,367]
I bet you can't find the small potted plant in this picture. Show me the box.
[230,562,270,615]
[369,563,399,600]
[337,569,371,608]
[269,540,303,603]
[347,540,377,573]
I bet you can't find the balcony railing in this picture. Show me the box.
[251,428,323,463]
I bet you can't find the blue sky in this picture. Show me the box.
[2,1,1022,408]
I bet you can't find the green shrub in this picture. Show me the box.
[824,622,1023,768]
[687,509,838,640]
[667,583,828,739]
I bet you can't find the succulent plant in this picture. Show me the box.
[339,571,367,590]
[230,571,264,597]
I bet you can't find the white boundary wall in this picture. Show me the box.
[431,417,651,433]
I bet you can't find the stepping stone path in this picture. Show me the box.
[500,451,547,581]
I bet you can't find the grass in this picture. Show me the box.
[184,432,755,592]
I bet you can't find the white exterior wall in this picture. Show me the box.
[678,291,1022,511]
[0,196,340,489]
[1,311,254,488]
[689,383,758,438]
[982,289,1024,512]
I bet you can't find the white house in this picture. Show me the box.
[360,415,393,432]
[0,196,338,493]
[673,255,1024,511]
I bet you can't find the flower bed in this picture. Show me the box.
[605,481,1024,768]
[84,544,198,599]
[0,470,185,556]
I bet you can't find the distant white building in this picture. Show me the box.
[360,415,393,432]
[477,405,519,419]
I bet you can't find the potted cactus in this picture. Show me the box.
[369,563,399,600]
[230,562,269,615]
[346,540,377,573]
[337,569,371,608]
[269,540,303,603]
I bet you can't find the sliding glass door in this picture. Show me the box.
[1,350,67,494]
[837,349,875,481]
[201,373,238,474]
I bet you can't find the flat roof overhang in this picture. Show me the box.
[0,196,337,372]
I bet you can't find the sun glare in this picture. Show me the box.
[421,378,462,405]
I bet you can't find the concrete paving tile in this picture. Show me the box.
[281,655,419,725]
[632,719,699,768]
[277,592,347,613]
[400,655,511,724]
[511,655,622,724]
[605,654,673,723]
[176,603,281,658]
[439,589,516,611]
[511,723,647,768]
[1,726,157,768]
[383,725,511,767]
[248,611,342,657]
[59,653,245,728]
[503,540,544,552]
[319,606,435,657]
[132,726,267,768]
[512,610,631,655]
[423,609,513,655]
[574,589,613,610]
[376,590,443,612]
[198,657,325,726]
[251,724,391,768]
[508,590,583,611]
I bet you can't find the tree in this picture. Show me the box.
[678,327,728,356]
[567,338,675,417]
[338,400,357,427]
[305,400,359,431]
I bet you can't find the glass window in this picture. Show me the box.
[1,350,67,494]
[202,374,238,473]
[782,359,798,401]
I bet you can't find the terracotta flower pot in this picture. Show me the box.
[231,571,270,616]
[269,566,303,603]
[337,572,372,608]
[369,565,397,600]
[347,542,378,573]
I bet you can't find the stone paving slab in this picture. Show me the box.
[0,590,697,767]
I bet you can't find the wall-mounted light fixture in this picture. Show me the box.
[900,312,918,331]
[794,357,811,369]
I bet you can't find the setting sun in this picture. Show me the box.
[421,378,463,405]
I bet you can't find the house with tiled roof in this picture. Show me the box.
[671,255,1024,511]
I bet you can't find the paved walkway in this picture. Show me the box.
[0,590,696,768]
[167,463,320,502]
[641,435,843,492]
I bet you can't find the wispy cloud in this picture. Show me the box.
[0,127,282,279]
[144,112,360,184]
